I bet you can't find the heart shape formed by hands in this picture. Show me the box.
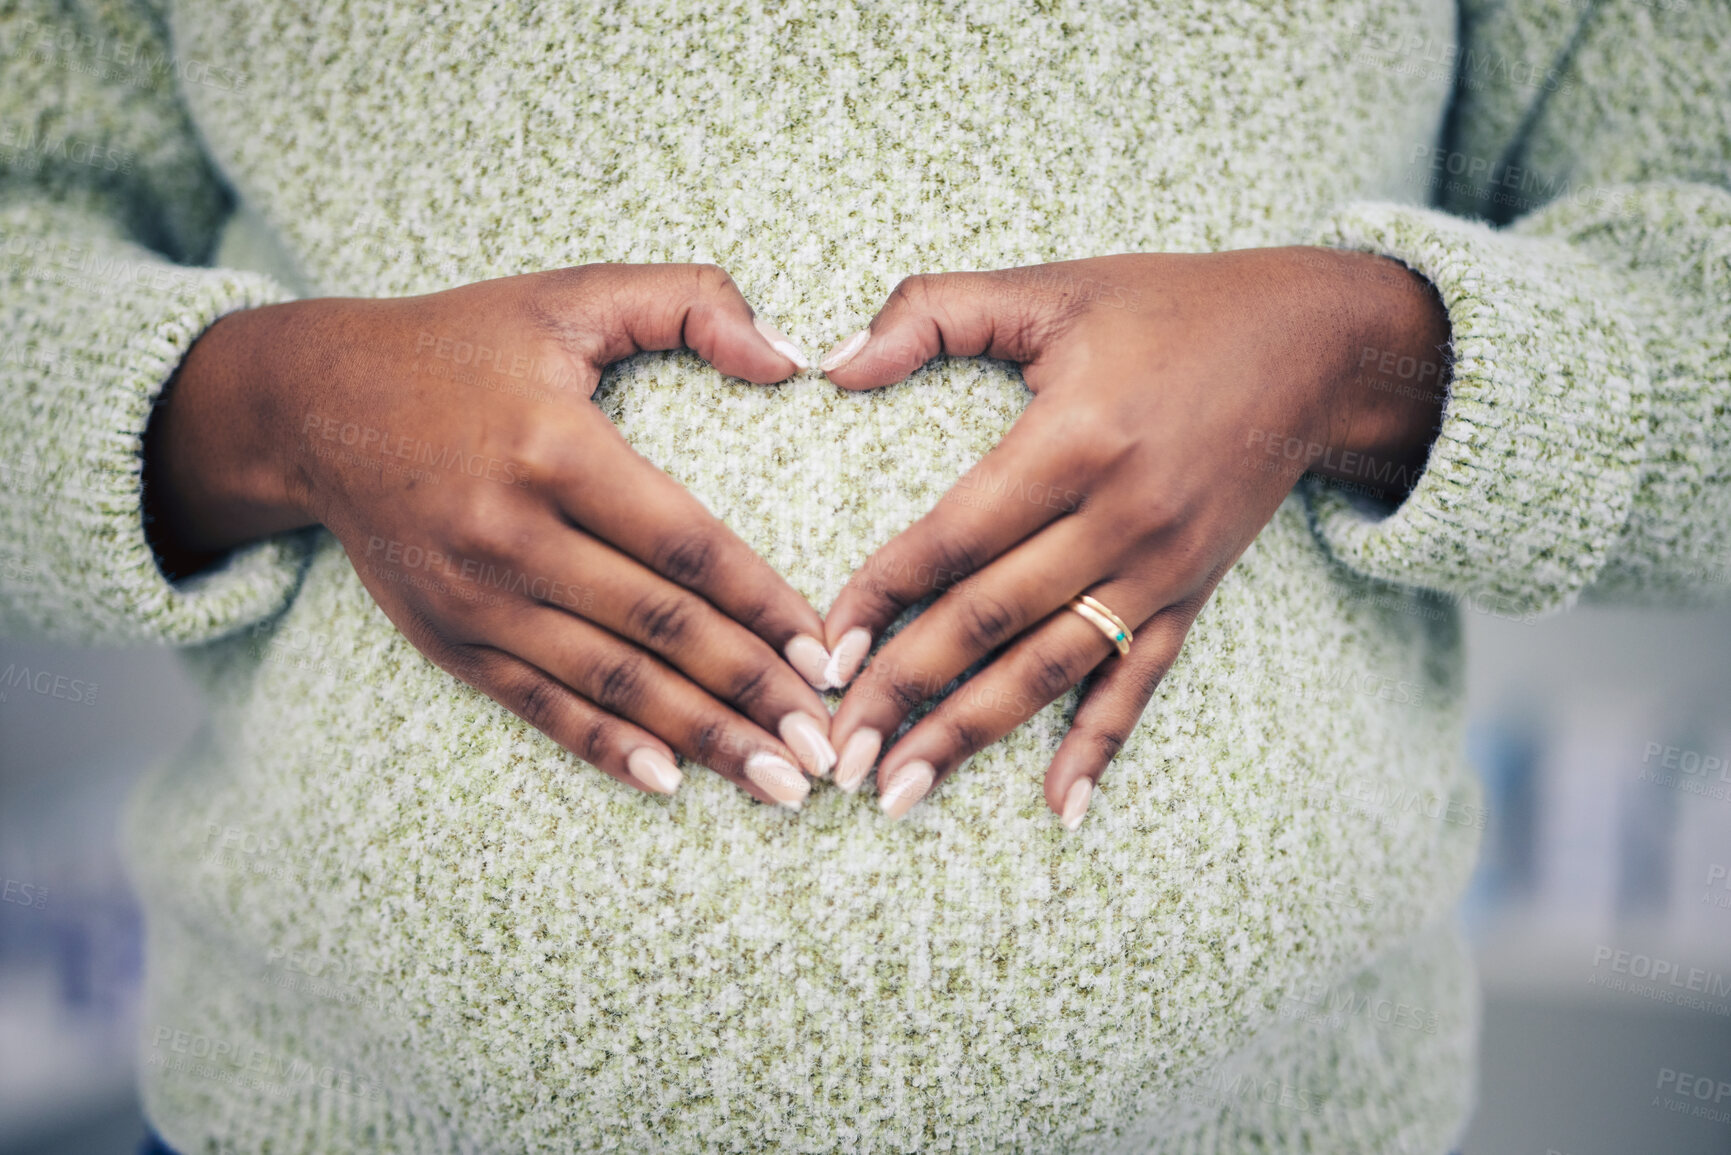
[156,252,1447,830]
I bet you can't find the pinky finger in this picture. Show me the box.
[462,647,685,796]
[1045,607,1193,829]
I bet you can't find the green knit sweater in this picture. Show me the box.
[2,0,1727,1150]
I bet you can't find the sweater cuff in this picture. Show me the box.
[1,250,310,645]
[1301,202,1650,614]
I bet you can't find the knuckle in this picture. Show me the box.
[577,713,615,765]
[526,274,607,355]
[1052,398,1137,475]
[987,272,1078,350]
[514,675,564,732]
[653,528,718,588]
[928,538,983,590]
[544,262,601,287]
[727,595,772,634]
[1127,511,1173,554]
[855,657,935,714]
[530,264,596,304]
[1089,725,1128,761]
[1023,303,1083,354]
[687,720,725,764]
[864,538,980,606]
[397,603,456,652]
[725,661,774,713]
[627,590,696,649]
[1134,652,1178,700]
[1029,651,1082,703]
[848,560,917,618]
[428,636,483,683]
[692,262,732,289]
[888,273,934,309]
[447,497,523,559]
[1142,491,1193,538]
[593,653,649,713]
[886,667,940,713]
[940,714,993,759]
[955,589,1020,652]
[508,423,578,485]
[864,585,916,626]
[688,263,739,306]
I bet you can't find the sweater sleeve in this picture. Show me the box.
[0,0,307,646]
[1302,0,1731,614]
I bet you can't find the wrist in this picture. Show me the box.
[1305,249,1452,501]
[142,301,318,577]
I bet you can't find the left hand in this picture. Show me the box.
[815,248,1452,828]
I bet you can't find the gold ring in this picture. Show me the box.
[1067,595,1133,658]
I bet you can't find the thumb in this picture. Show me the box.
[592,263,809,385]
[818,270,1059,390]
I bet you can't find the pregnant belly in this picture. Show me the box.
[154,356,1479,1150]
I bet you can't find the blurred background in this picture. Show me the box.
[3,600,1731,1154]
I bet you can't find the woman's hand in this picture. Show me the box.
[815,248,1452,826]
[143,263,836,808]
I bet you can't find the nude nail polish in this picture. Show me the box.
[753,317,809,371]
[1061,777,1093,831]
[626,748,683,795]
[822,627,872,689]
[879,760,935,820]
[834,728,882,793]
[779,712,837,778]
[785,634,834,690]
[819,328,870,373]
[746,751,811,810]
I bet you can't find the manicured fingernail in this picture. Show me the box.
[626,747,683,795]
[834,728,882,793]
[779,712,836,778]
[746,751,810,810]
[879,760,935,820]
[753,317,809,371]
[822,627,872,688]
[784,634,833,690]
[819,327,870,373]
[1061,777,1093,831]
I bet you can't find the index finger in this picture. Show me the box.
[554,406,835,689]
[820,393,1084,682]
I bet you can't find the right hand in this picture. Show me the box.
[142,263,836,809]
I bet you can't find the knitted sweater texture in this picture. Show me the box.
[1,0,1727,1151]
